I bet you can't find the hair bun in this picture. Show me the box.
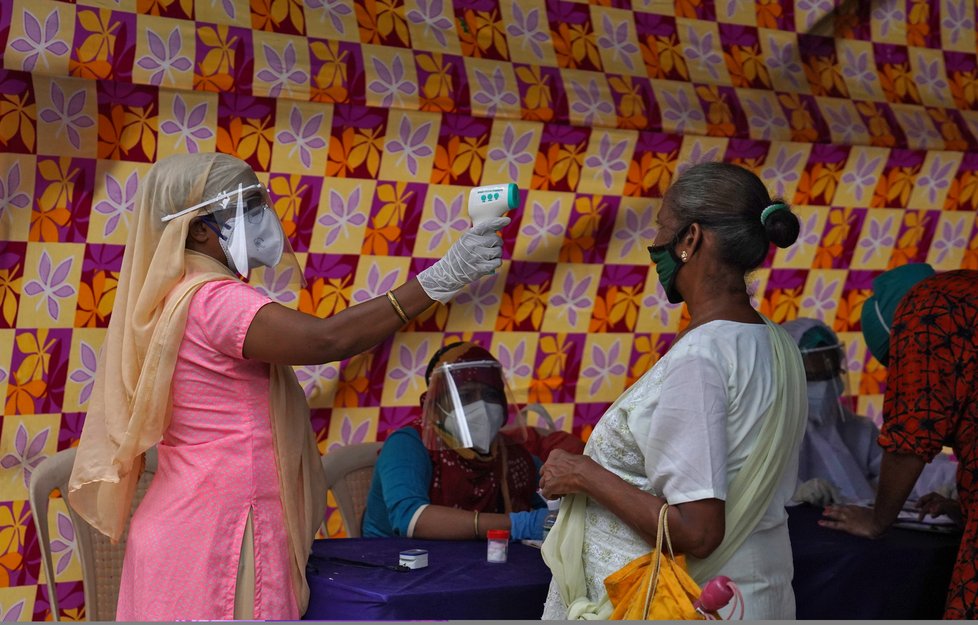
[764,202,800,249]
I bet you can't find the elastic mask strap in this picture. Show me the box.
[872,299,891,334]
[227,183,248,274]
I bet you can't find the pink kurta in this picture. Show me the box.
[117,280,298,620]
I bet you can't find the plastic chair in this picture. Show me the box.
[29,447,158,621]
[321,442,383,538]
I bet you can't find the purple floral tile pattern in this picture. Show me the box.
[4,1,978,608]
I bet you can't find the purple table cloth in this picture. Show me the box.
[303,537,552,620]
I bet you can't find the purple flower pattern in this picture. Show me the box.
[613,204,656,258]
[327,419,371,454]
[521,199,563,256]
[38,82,94,151]
[916,156,955,205]
[488,124,536,182]
[368,55,417,108]
[306,0,353,34]
[597,14,639,72]
[858,215,895,263]
[405,0,454,48]
[506,4,550,60]
[683,26,722,81]
[23,252,76,319]
[9,10,69,72]
[660,87,703,133]
[386,116,434,176]
[930,217,968,265]
[160,95,213,153]
[872,1,904,38]
[473,67,519,116]
[796,0,834,30]
[801,275,839,322]
[0,423,49,488]
[744,96,788,140]
[136,27,192,85]
[318,187,367,247]
[840,151,881,202]
[256,43,308,98]
[0,163,31,223]
[784,211,820,262]
[294,362,339,399]
[824,104,863,143]
[676,141,719,176]
[584,133,630,189]
[765,36,803,89]
[93,170,138,237]
[643,280,680,327]
[496,341,532,383]
[68,341,97,406]
[570,78,614,126]
[761,148,804,198]
[421,194,466,251]
[253,265,299,304]
[896,110,941,148]
[49,512,76,576]
[914,55,949,99]
[549,271,593,326]
[581,341,627,395]
[0,600,26,622]
[841,46,878,95]
[276,106,327,169]
[453,273,500,324]
[387,342,430,399]
[351,262,400,304]
[942,1,973,45]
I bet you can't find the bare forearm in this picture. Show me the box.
[871,450,926,532]
[412,505,510,540]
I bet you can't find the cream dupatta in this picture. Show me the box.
[67,153,326,613]
[542,318,807,618]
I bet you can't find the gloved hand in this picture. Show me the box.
[417,216,509,303]
[509,508,549,541]
[793,478,840,506]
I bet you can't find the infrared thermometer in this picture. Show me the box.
[468,183,519,228]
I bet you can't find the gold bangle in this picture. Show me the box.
[386,290,409,324]
[473,510,480,539]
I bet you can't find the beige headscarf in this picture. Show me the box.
[67,153,327,613]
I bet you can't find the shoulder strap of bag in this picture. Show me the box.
[642,503,671,618]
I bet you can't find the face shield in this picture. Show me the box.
[162,182,304,288]
[421,360,525,455]
[800,343,854,426]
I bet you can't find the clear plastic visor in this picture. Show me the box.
[163,183,304,290]
[421,360,526,453]
[800,343,854,424]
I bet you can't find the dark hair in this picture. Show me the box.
[663,162,800,271]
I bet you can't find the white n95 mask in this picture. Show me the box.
[445,400,506,454]
[220,201,285,274]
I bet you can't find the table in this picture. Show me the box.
[303,537,551,620]
[787,504,961,619]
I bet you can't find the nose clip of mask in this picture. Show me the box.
[468,184,518,229]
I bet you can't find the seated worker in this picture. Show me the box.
[362,342,559,540]
[784,317,957,507]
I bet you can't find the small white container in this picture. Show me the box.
[398,548,428,569]
[486,529,510,563]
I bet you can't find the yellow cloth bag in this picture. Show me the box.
[604,503,707,620]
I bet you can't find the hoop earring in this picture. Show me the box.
[680,250,689,262]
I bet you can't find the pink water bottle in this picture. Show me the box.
[694,576,743,620]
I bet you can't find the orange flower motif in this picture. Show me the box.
[796,162,842,206]
[310,40,350,103]
[756,0,783,29]
[0,263,22,327]
[879,63,922,104]
[640,34,689,81]
[696,85,735,137]
[432,135,487,186]
[528,334,572,403]
[558,196,603,263]
[74,270,117,328]
[962,230,978,269]
[299,275,352,317]
[871,166,920,208]
[516,65,554,122]
[624,151,674,198]
[778,93,818,143]
[98,104,158,161]
[217,115,274,171]
[495,283,549,331]
[361,182,410,255]
[855,102,897,148]
[889,210,928,266]
[761,287,801,323]
[906,0,931,47]
[194,25,238,93]
[949,70,978,110]
[833,289,869,333]
[803,56,849,98]
[251,0,306,34]
[675,0,701,18]
[417,53,455,113]
[69,9,119,79]
[930,109,968,151]
[137,0,192,17]
[609,76,647,129]
[858,358,887,395]
[943,171,978,211]
[356,0,410,46]
[0,92,36,152]
[31,158,77,242]
[627,334,666,387]
[459,9,508,59]
[531,141,584,191]
[334,353,372,407]
[589,285,642,333]
[5,376,47,415]
[327,126,384,179]
[552,23,602,70]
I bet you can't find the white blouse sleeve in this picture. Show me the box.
[642,345,729,504]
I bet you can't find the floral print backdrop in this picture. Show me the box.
[1,0,978,619]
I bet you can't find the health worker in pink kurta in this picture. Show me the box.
[67,153,510,620]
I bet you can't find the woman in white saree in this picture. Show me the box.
[539,162,808,620]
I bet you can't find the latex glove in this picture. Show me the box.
[793,478,840,506]
[509,508,549,541]
[417,216,509,303]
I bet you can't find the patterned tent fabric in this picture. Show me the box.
[1,0,977,619]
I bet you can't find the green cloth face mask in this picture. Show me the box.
[647,226,687,304]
